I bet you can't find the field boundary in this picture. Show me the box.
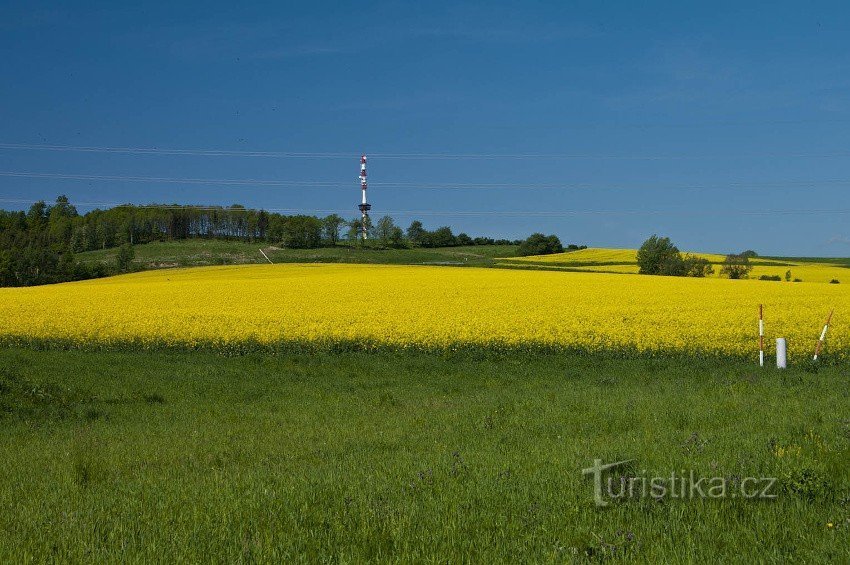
[1,335,845,364]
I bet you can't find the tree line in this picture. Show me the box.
[636,235,755,279]
[0,196,570,286]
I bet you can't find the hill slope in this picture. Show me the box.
[2,262,847,359]
[501,247,850,284]
[78,240,518,270]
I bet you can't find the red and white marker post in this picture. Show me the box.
[759,304,765,367]
[813,309,834,361]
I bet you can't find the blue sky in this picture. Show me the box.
[2,1,850,255]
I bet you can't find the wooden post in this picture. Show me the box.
[813,309,834,361]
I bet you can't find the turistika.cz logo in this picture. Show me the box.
[582,459,778,507]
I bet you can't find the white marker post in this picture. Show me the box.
[776,338,787,369]
[259,249,273,264]
[759,304,765,367]
[813,309,834,361]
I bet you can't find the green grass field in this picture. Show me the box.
[78,240,518,270]
[1,348,848,562]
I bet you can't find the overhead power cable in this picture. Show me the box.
[0,143,354,159]
[0,171,342,186]
[4,170,850,191]
[4,142,850,161]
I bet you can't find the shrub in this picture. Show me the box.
[759,275,782,281]
[830,279,840,284]
[779,467,831,502]
[720,254,752,279]
[658,254,686,276]
[637,235,683,276]
[455,233,474,246]
[430,227,457,247]
[516,233,563,257]
[683,254,714,277]
[116,243,135,272]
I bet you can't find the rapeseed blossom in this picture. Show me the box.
[0,263,845,358]
[505,248,849,284]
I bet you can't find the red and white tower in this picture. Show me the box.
[357,154,371,238]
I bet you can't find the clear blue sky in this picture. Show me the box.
[2,1,850,256]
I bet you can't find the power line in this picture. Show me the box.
[372,151,850,160]
[4,170,850,191]
[0,143,355,159]
[5,142,850,161]
[1,198,849,218]
[0,171,343,187]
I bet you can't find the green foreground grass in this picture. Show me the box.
[1,349,849,562]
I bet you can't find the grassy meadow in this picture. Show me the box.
[77,240,518,270]
[3,244,850,561]
[1,348,849,562]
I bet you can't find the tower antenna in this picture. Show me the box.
[357,154,371,239]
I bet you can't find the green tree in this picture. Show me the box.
[256,210,270,240]
[406,221,427,247]
[281,215,323,248]
[346,218,365,247]
[116,243,135,272]
[637,235,684,275]
[47,195,77,251]
[27,201,48,230]
[389,226,405,248]
[456,233,474,246]
[683,254,715,277]
[430,226,456,248]
[720,254,752,280]
[517,233,563,257]
[322,214,345,246]
[375,215,396,247]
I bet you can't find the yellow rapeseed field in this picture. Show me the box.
[565,264,641,274]
[0,263,846,359]
[507,248,729,264]
[505,248,850,284]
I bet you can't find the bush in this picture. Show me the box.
[637,235,684,276]
[779,467,831,502]
[683,254,714,277]
[116,243,135,272]
[430,227,457,247]
[720,254,752,279]
[89,262,109,278]
[759,275,782,281]
[516,233,563,256]
[456,233,473,246]
[830,279,840,284]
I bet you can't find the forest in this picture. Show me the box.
[0,196,534,286]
